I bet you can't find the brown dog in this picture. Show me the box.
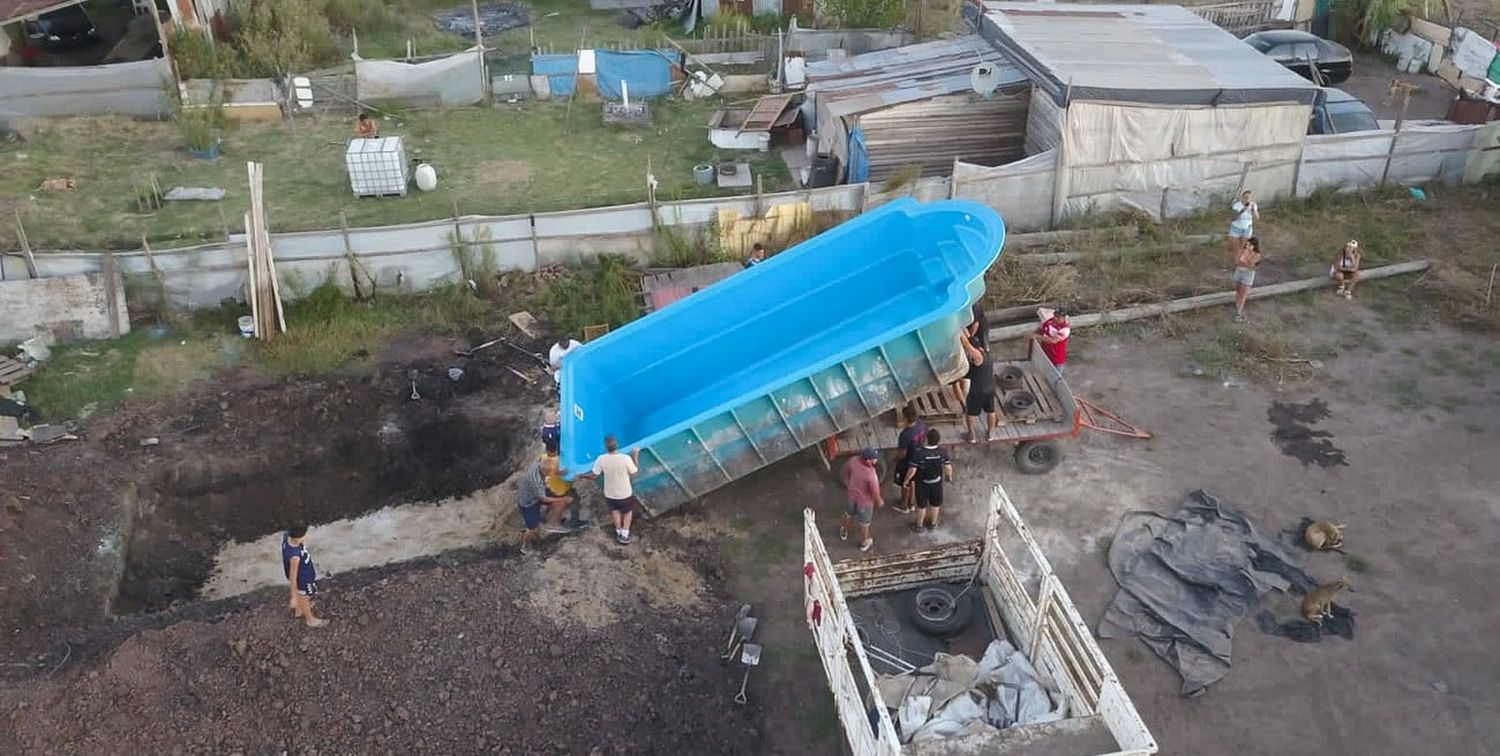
[1300,578,1353,624]
[38,177,77,191]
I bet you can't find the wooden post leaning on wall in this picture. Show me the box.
[14,209,38,279]
[100,251,122,338]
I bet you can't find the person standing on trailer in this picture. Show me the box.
[589,436,641,545]
[904,429,953,531]
[838,448,884,553]
[951,304,989,404]
[891,404,928,514]
[960,333,1001,443]
[1027,307,1072,370]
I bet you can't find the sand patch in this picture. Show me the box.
[523,530,706,629]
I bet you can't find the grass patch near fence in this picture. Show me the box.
[984,182,1500,335]
[21,330,239,421]
[3,99,790,250]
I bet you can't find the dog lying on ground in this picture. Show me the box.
[1303,520,1345,551]
[37,177,77,191]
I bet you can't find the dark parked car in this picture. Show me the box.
[24,4,101,52]
[1244,30,1353,85]
[1309,88,1381,135]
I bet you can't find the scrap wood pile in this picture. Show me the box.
[876,640,1063,744]
[243,161,286,341]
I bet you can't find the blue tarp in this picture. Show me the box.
[531,50,681,101]
[531,53,577,97]
[847,127,870,183]
[595,50,681,100]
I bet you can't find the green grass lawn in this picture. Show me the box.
[3,98,790,250]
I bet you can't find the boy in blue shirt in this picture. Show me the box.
[282,524,328,628]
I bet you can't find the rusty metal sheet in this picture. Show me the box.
[740,93,796,132]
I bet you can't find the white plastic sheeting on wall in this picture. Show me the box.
[0,58,172,119]
[355,49,485,106]
[1059,100,1310,218]
[1297,123,1486,196]
[952,151,1056,232]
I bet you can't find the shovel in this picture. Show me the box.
[722,616,758,664]
[501,339,550,368]
[719,604,751,658]
[734,643,762,705]
[453,337,504,358]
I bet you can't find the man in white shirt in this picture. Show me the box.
[1225,190,1260,263]
[548,337,583,389]
[588,435,641,545]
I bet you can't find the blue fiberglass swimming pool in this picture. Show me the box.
[560,198,1005,512]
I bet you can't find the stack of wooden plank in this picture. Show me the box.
[243,162,286,340]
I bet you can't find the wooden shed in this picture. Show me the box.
[805,36,1032,183]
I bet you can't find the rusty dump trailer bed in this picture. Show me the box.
[803,484,1158,755]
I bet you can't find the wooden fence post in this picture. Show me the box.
[14,209,37,279]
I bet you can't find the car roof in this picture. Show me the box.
[1320,88,1361,105]
[1245,30,1321,45]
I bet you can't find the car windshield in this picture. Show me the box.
[1246,36,1274,52]
[1328,107,1379,133]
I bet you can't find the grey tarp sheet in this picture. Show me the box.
[1097,490,1307,697]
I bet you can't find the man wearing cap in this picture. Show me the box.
[1028,307,1072,370]
[839,448,884,553]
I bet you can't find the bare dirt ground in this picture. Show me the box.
[4,283,1499,754]
[691,291,1500,755]
[0,330,763,753]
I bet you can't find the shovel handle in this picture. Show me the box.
[734,667,750,705]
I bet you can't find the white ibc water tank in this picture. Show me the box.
[414,163,437,192]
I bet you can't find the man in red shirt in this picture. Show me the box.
[839,448,884,552]
[1027,307,1071,370]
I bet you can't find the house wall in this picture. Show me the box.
[857,89,1030,182]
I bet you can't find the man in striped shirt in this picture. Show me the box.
[517,457,571,555]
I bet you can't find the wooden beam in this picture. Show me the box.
[14,209,37,279]
[986,261,1433,342]
[100,252,121,338]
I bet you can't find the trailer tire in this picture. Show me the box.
[909,586,976,638]
[1002,390,1036,413]
[1015,440,1063,474]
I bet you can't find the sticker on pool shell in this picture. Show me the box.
[573,404,585,422]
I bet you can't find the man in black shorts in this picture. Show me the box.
[903,428,953,531]
[891,404,927,514]
[960,333,1000,443]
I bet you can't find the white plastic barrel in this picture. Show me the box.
[414,163,438,191]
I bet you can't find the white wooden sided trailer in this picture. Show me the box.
[802,484,1158,756]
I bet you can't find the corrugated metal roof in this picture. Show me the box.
[0,0,79,26]
[806,36,1029,120]
[979,2,1320,107]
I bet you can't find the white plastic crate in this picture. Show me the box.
[346,137,409,197]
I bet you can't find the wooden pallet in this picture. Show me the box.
[582,323,611,342]
[0,357,33,389]
[910,389,965,425]
[1000,372,1066,425]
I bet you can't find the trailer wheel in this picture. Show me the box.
[1015,440,1063,474]
[909,586,976,638]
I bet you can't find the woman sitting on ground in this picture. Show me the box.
[1331,240,1361,300]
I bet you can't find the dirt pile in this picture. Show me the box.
[0,546,761,754]
[524,530,708,629]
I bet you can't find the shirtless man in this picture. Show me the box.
[1231,236,1262,322]
[1331,240,1361,300]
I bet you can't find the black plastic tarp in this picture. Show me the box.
[1098,490,1311,696]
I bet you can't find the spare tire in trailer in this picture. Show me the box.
[1014,439,1063,474]
[908,585,976,638]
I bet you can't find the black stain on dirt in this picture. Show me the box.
[1267,399,1347,468]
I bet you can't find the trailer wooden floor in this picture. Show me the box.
[830,359,1075,456]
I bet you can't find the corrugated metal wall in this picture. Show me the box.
[856,88,1031,182]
